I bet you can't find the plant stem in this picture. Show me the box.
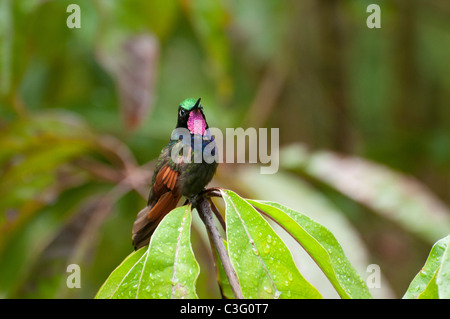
[196,196,244,299]
[207,198,226,231]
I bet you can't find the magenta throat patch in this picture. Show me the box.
[187,110,207,135]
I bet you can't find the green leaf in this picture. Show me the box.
[0,112,94,243]
[417,268,439,299]
[220,189,322,299]
[436,240,450,299]
[404,234,450,299]
[95,247,147,299]
[248,200,372,299]
[213,239,234,299]
[232,166,384,297]
[280,144,450,244]
[95,205,200,299]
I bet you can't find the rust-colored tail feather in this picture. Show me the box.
[132,191,181,250]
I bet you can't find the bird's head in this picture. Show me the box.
[176,98,208,135]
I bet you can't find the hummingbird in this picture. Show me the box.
[132,98,218,249]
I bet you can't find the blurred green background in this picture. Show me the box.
[0,0,449,298]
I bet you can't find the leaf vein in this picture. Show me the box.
[224,191,279,297]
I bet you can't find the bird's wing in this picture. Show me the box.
[132,160,182,250]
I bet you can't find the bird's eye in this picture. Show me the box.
[179,108,187,117]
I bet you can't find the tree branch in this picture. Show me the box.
[207,198,226,231]
[195,196,243,299]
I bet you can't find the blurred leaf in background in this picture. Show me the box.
[0,0,449,298]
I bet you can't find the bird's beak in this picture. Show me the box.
[193,98,201,111]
